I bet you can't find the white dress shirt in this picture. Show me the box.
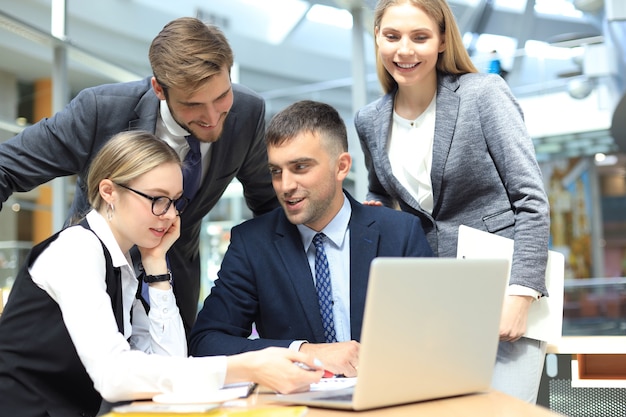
[29,210,227,401]
[388,95,436,214]
[156,100,212,180]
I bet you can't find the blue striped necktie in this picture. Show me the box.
[313,233,337,343]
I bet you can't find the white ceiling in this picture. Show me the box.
[1,0,624,162]
[0,0,608,101]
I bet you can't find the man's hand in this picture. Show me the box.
[299,341,360,377]
[499,295,534,342]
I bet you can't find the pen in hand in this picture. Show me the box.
[294,358,322,371]
[295,360,334,378]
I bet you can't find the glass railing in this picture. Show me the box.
[562,278,626,336]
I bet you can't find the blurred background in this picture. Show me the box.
[1,0,626,339]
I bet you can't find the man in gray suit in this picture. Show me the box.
[0,17,278,333]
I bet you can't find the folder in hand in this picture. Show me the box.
[456,225,564,342]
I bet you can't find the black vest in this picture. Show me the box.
[0,221,124,417]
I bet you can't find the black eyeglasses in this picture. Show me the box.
[114,183,189,216]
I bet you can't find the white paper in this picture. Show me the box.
[456,225,564,342]
[113,403,219,413]
[151,382,255,405]
[309,377,357,391]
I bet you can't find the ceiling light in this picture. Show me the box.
[573,0,605,14]
[595,153,618,166]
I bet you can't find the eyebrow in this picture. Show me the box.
[380,26,434,34]
[269,157,315,167]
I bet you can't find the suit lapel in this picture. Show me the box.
[347,199,379,340]
[431,75,460,213]
[274,217,326,342]
[373,95,393,156]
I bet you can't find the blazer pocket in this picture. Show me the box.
[482,209,515,233]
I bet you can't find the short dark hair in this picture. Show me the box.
[265,100,348,158]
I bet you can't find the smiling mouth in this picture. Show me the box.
[396,62,418,69]
[285,197,304,206]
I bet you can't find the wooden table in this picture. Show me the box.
[547,336,626,354]
[108,390,563,417]
[253,390,562,416]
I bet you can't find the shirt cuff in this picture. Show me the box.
[507,284,541,300]
[148,286,179,319]
[289,340,307,351]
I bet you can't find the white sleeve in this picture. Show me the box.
[30,227,226,402]
[129,285,187,356]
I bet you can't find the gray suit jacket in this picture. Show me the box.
[354,73,549,294]
[0,77,279,330]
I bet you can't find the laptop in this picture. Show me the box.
[273,257,510,411]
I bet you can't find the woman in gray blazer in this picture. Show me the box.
[354,0,550,404]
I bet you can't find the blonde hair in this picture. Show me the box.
[86,131,181,212]
[149,17,234,95]
[374,0,478,94]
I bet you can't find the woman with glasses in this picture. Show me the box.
[0,131,323,417]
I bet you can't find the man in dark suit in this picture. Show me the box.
[189,101,433,376]
[0,18,277,332]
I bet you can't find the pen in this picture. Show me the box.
[294,361,315,371]
[294,361,334,378]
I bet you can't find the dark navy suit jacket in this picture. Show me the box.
[189,192,433,356]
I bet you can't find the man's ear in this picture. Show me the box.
[336,152,352,181]
[151,77,166,101]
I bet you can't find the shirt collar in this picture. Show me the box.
[159,100,190,138]
[298,192,351,250]
[86,210,132,269]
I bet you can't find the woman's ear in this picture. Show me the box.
[99,179,116,204]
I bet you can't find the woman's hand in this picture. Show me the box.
[226,347,324,394]
[138,215,181,275]
[499,295,533,342]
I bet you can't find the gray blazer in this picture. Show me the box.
[354,73,550,294]
[0,77,279,330]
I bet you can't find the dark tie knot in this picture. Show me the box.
[313,233,326,249]
[185,135,201,158]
